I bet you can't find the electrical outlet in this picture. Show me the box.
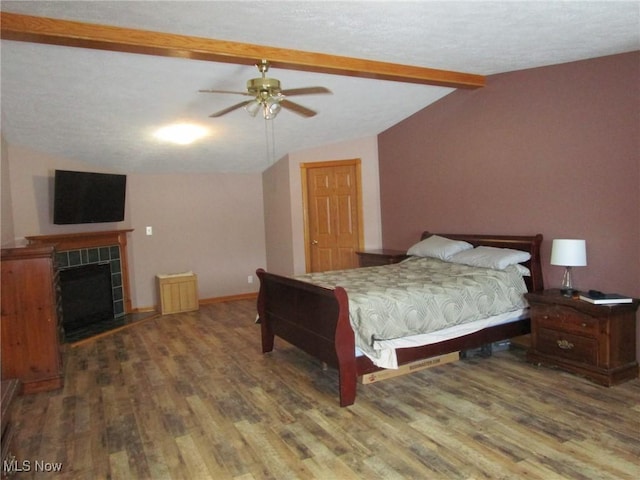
[248,275,253,284]
[145,226,153,236]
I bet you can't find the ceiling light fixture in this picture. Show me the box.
[243,65,286,120]
[153,123,209,145]
[201,60,330,119]
[243,94,283,120]
[262,95,283,120]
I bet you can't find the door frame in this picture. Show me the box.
[300,158,365,273]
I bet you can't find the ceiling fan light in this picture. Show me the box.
[245,100,261,117]
[262,97,282,120]
[263,106,274,120]
[269,102,282,117]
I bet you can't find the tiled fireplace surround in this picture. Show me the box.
[25,230,134,318]
[56,244,125,318]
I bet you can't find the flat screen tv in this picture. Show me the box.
[53,170,126,224]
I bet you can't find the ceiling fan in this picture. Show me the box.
[199,60,331,119]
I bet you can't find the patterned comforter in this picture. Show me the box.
[296,256,528,368]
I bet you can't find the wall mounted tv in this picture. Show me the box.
[53,170,127,224]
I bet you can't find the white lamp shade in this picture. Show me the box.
[550,239,587,267]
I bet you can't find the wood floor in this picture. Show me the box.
[7,299,640,479]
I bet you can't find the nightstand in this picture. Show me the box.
[355,249,410,267]
[525,289,639,386]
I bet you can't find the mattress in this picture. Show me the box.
[297,256,529,369]
[355,307,528,367]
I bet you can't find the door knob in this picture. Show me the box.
[312,240,318,245]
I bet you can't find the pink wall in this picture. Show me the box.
[1,136,15,246]
[287,136,382,275]
[262,136,382,277]
[1,144,265,310]
[126,172,265,308]
[379,52,640,356]
[262,153,296,276]
[3,145,134,243]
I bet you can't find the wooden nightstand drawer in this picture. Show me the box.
[537,327,598,365]
[525,289,639,386]
[533,305,599,336]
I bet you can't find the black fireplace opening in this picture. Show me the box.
[60,263,114,332]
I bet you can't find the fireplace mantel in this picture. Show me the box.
[25,229,133,251]
[26,229,134,314]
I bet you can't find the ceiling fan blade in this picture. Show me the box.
[280,99,317,118]
[199,89,251,96]
[280,86,332,96]
[209,100,253,117]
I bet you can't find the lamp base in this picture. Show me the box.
[560,266,575,297]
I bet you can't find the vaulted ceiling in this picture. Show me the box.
[1,1,638,173]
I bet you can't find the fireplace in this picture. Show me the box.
[59,262,114,330]
[25,230,134,342]
[26,230,133,315]
[55,244,125,319]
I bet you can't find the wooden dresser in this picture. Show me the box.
[1,244,64,394]
[1,379,19,475]
[525,289,639,386]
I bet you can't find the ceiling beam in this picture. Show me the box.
[1,12,485,89]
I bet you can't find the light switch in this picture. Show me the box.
[146,226,153,236]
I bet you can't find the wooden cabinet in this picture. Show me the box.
[355,249,409,267]
[1,379,19,475]
[1,245,64,394]
[525,289,639,386]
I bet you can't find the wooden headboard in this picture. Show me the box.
[421,232,544,293]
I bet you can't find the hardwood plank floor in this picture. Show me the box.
[6,299,640,479]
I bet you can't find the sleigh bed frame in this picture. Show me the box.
[256,232,544,406]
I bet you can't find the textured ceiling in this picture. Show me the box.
[1,1,638,173]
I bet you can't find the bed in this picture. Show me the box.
[256,232,544,406]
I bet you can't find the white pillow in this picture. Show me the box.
[449,246,531,270]
[407,235,473,260]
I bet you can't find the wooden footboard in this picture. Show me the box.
[255,269,358,406]
[256,232,543,407]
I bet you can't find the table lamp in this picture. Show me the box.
[550,239,587,297]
